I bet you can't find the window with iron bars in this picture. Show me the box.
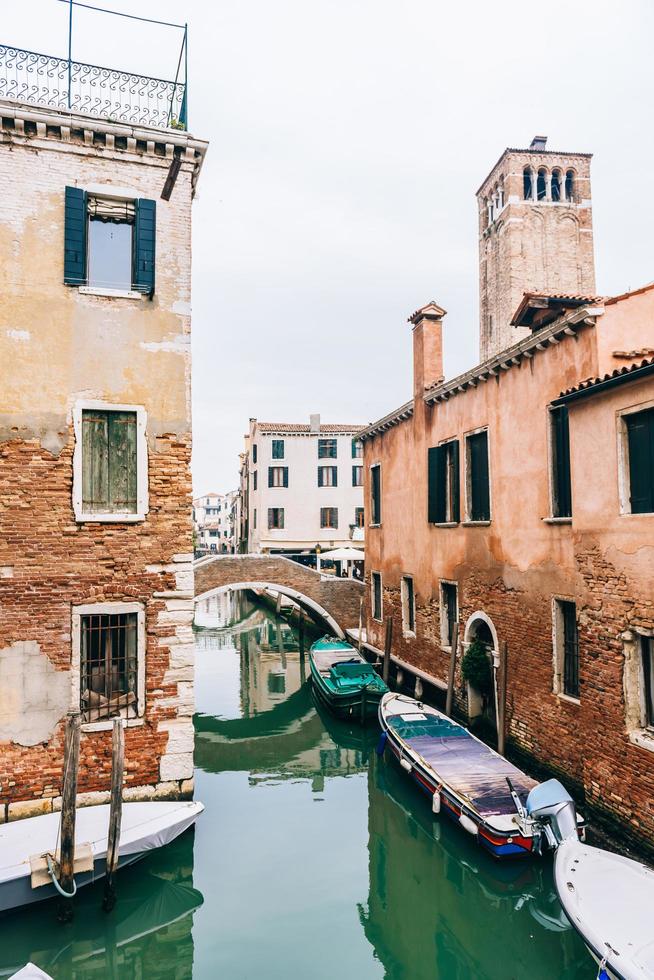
[554,599,579,699]
[80,612,138,722]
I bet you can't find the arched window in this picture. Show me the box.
[486,197,493,226]
[551,169,562,202]
[497,184,504,211]
[537,168,547,201]
[523,167,532,200]
[565,169,575,201]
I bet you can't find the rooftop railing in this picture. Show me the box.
[0,43,187,130]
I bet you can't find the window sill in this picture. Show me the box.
[543,516,572,525]
[432,521,458,528]
[556,692,581,706]
[82,717,145,734]
[75,512,147,523]
[369,523,382,529]
[629,730,654,753]
[79,286,145,300]
[462,520,491,527]
[402,630,416,639]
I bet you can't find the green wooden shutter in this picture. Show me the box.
[469,431,490,520]
[283,467,289,488]
[451,441,460,523]
[428,446,446,523]
[64,186,88,285]
[133,198,156,294]
[318,467,324,487]
[82,411,109,512]
[108,412,137,513]
[268,467,274,488]
[627,409,654,514]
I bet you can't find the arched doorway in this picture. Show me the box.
[463,612,499,726]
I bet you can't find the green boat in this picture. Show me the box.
[309,636,388,722]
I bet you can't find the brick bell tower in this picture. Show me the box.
[477,135,596,361]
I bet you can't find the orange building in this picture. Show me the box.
[361,139,654,855]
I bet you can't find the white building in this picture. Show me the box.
[243,415,366,555]
[193,490,237,553]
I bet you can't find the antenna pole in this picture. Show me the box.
[183,23,188,128]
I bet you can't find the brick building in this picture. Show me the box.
[361,138,654,854]
[0,91,207,819]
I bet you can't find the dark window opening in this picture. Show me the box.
[268,507,284,529]
[565,170,575,202]
[372,572,382,621]
[318,466,337,488]
[428,440,460,523]
[318,438,337,459]
[523,168,533,200]
[82,409,137,514]
[642,637,654,729]
[441,582,458,647]
[551,406,572,518]
[80,612,138,722]
[352,439,363,458]
[626,407,654,513]
[252,444,257,464]
[370,465,381,524]
[320,507,338,529]
[352,465,363,487]
[466,430,490,521]
[551,169,562,202]
[355,506,365,528]
[402,576,415,633]
[558,599,579,698]
[253,471,258,491]
[272,439,285,459]
[537,168,547,201]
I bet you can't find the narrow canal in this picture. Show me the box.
[0,594,593,978]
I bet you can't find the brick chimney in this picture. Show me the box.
[409,301,446,400]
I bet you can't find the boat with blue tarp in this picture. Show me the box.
[309,636,388,721]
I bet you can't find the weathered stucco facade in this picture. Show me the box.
[362,142,654,854]
[0,100,208,820]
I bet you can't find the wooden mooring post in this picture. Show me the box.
[382,616,393,687]
[445,621,459,718]
[103,717,125,912]
[358,597,363,653]
[497,640,509,757]
[58,712,81,923]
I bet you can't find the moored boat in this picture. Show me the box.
[0,799,203,915]
[309,636,388,721]
[379,692,547,859]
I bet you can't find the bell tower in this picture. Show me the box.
[477,136,596,361]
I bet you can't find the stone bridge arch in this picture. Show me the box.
[194,555,365,639]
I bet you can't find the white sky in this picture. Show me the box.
[7,1,654,494]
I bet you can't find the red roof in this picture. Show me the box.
[255,423,366,434]
[557,357,654,400]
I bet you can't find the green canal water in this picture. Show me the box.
[0,594,593,978]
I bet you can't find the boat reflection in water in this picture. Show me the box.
[359,755,591,979]
[0,830,203,979]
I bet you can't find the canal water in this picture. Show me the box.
[0,594,593,979]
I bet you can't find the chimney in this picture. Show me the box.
[529,135,547,151]
[309,413,320,433]
[409,302,446,400]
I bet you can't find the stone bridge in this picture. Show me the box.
[194,554,365,637]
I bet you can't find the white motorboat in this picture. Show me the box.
[0,800,203,914]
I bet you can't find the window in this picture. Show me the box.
[355,506,365,528]
[73,403,147,522]
[320,507,338,529]
[253,471,258,491]
[523,168,533,200]
[537,168,547,201]
[554,599,579,699]
[268,466,289,488]
[551,169,562,202]
[318,438,337,459]
[371,572,382,621]
[253,508,257,529]
[352,439,363,459]
[565,170,575,202]
[641,637,654,729]
[318,466,338,487]
[268,507,284,529]
[370,464,382,524]
[63,187,156,294]
[73,602,145,725]
[252,444,258,464]
[550,406,572,518]
[272,439,285,459]
[440,582,458,648]
[352,465,363,487]
[624,407,654,514]
[428,440,460,523]
[401,576,415,635]
[466,430,490,521]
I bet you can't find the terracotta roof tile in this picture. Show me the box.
[255,422,366,434]
[558,357,654,399]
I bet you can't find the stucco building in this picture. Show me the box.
[193,490,237,554]
[361,138,654,853]
[0,85,207,818]
[241,415,366,558]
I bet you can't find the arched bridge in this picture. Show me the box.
[194,554,365,638]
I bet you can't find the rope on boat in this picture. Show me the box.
[596,948,610,980]
[46,853,78,899]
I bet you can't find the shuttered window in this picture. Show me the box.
[318,466,337,487]
[626,408,654,514]
[555,599,579,699]
[82,410,137,514]
[268,466,288,488]
[551,407,572,517]
[428,440,460,523]
[352,439,363,458]
[355,507,365,528]
[64,186,88,285]
[440,582,458,647]
[466,430,490,521]
[320,507,338,529]
[318,439,337,458]
[352,465,363,487]
[133,198,156,295]
[370,464,381,524]
[272,440,285,459]
[268,508,284,529]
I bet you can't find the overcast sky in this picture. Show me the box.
[8,1,654,494]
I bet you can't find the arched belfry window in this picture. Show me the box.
[537,168,547,201]
[565,169,575,202]
[551,169,562,202]
[523,167,532,200]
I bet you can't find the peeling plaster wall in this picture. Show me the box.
[0,641,70,746]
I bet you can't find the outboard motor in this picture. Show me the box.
[526,779,578,849]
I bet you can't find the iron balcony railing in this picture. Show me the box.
[0,43,187,130]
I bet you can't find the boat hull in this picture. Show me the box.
[309,638,387,722]
[310,659,384,720]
